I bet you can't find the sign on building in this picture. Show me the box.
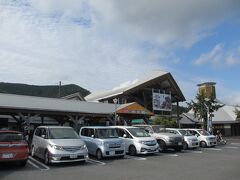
[152,90,172,111]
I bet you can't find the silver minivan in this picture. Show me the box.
[79,126,125,160]
[31,126,88,165]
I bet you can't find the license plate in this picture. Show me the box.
[70,154,78,159]
[109,151,115,155]
[2,153,14,159]
[178,142,182,145]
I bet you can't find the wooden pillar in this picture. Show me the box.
[142,91,148,109]
[176,100,180,128]
[41,116,44,125]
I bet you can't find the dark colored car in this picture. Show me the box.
[0,130,29,166]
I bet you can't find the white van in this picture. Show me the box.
[166,128,199,149]
[31,126,88,165]
[184,129,217,147]
[113,126,159,155]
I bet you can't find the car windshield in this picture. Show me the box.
[49,128,79,139]
[127,128,150,137]
[0,132,23,142]
[197,129,210,136]
[95,129,118,139]
[152,125,166,133]
[178,130,192,136]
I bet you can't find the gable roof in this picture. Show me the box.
[86,70,185,102]
[117,102,154,116]
[61,92,85,101]
[180,105,240,124]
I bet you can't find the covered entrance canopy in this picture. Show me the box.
[0,93,116,131]
[116,102,154,125]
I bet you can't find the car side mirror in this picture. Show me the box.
[195,134,199,137]
[123,134,127,138]
[41,135,46,139]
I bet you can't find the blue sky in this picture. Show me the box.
[0,0,240,105]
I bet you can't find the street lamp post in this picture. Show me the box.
[113,98,118,125]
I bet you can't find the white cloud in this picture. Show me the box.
[194,44,240,67]
[0,0,239,94]
[89,0,240,48]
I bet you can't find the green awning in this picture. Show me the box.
[131,119,145,124]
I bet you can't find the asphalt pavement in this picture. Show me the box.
[1,137,240,180]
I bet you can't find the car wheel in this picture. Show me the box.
[183,142,188,150]
[129,145,137,156]
[96,149,103,160]
[158,140,166,152]
[200,141,207,148]
[31,146,35,157]
[44,150,50,165]
[19,160,27,167]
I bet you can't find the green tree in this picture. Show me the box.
[234,107,240,121]
[152,116,177,128]
[187,93,222,130]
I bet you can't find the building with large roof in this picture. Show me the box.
[86,70,185,119]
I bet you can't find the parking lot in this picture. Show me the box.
[1,138,240,180]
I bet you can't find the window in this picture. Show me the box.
[88,128,94,137]
[0,132,23,142]
[48,128,79,139]
[116,128,125,137]
[41,128,48,139]
[127,128,150,137]
[95,129,118,139]
[116,128,132,138]
[81,128,88,136]
[35,128,41,137]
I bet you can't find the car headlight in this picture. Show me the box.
[138,140,146,145]
[80,144,87,150]
[103,142,109,147]
[49,144,63,151]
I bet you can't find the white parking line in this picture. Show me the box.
[222,146,239,149]
[190,151,203,154]
[124,155,147,161]
[87,158,106,165]
[167,154,178,157]
[27,160,42,170]
[230,143,240,146]
[204,148,222,151]
[28,156,50,170]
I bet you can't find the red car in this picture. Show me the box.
[0,130,29,166]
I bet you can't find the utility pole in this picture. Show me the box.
[59,81,61,98]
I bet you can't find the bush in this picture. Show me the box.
[152,116,177,128]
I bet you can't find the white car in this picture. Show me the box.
[166,128,199,149]
[184,129,217,148]
[113,126,159,155]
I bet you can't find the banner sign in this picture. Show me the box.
[152,91,172,111]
